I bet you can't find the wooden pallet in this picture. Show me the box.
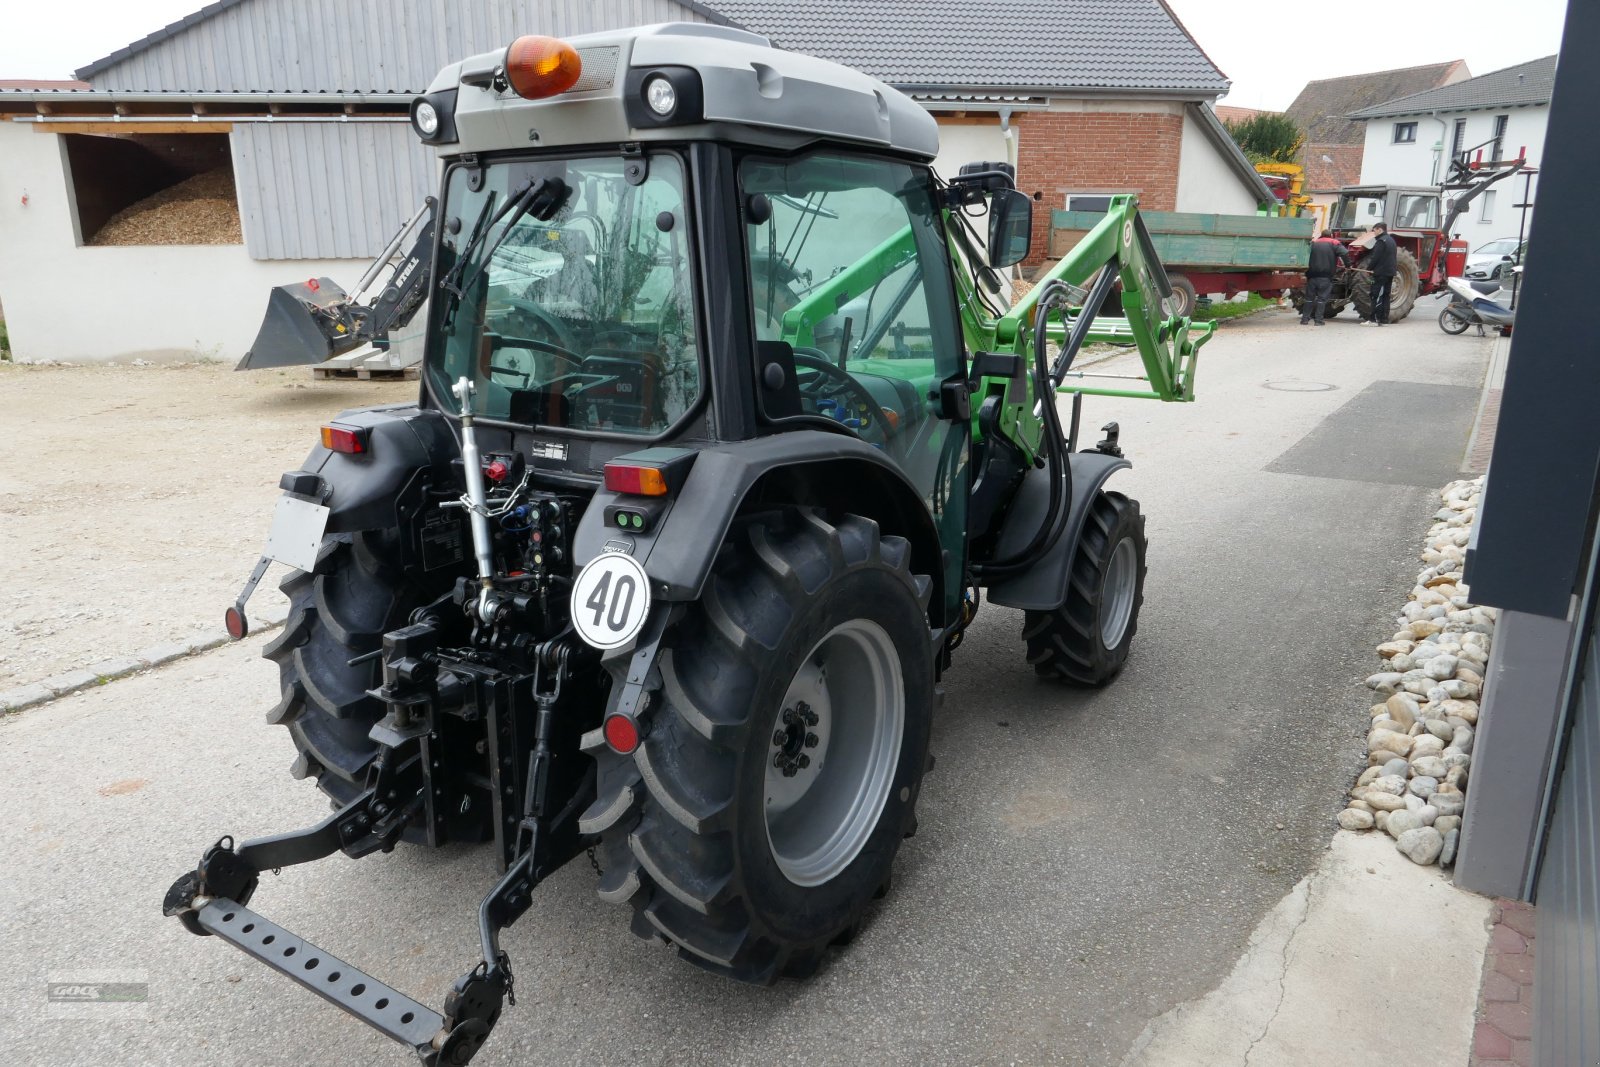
[312,364,419,382]
[311,346,420,382]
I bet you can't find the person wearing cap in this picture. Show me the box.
[1361,222,1398,326]
[1300,231,1350,326]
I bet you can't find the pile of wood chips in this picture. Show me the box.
[89,168,242,246]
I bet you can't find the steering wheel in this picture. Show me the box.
[493,295,579,352]
[484,334,583,387]
[791,349,888,443]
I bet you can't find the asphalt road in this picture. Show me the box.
[0,305,1493,1067]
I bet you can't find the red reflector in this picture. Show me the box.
[320,425,366,454]
[603,714,640,754]
[603,464,668,496]
[224,606,249,640]
[485,459,508,483]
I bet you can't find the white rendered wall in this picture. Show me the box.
[0,123,367,364]
[1357,107,1550,185]
[1175,111,1261,215]
[931,119,1013,184]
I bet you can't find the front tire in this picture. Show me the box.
[1023,491,1148,686]
[581,510,934,982]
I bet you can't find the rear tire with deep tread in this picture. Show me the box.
[263,531,415,806]
[1022,491,1148,686]
[581,510,934,983]
[1351,248,1420,322]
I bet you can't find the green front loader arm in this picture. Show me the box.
[779,225,918,349]
[950,194,1213,461]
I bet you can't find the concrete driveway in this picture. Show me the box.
[0,304,1493,1066]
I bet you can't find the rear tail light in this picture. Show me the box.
[604,463,669,496]
[224,606,249,640]
[320,425,367,454]
[603,713,641,755]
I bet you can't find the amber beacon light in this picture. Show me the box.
[504,36,582,99]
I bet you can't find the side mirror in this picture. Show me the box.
[987,189,1033,269]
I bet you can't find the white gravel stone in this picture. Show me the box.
[1397,826,1445,865]
[1410,734,1446,758]
[1386,810,1424,838]
[1337,809,1375,831]
[1423,655,1459,680]
[1411,756,1449,778]
[1368,774,1408,796]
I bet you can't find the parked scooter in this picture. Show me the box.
[1438,270,1518,335]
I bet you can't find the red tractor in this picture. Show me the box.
[1320,152,1525,322]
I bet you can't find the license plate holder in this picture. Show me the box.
[265,495,330,573]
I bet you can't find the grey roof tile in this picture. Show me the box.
[698,0,1229,92]
[1349,55,1556,118]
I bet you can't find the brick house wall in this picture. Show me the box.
[1014,109,1184,266]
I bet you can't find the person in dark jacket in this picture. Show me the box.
[1363,222,1399,325]
[1300,231,1351,325]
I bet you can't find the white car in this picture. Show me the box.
[1464,238,1525,280]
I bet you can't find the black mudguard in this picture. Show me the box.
[571,429,946,625]
[280,405,457,533]
[983,451,1132,611]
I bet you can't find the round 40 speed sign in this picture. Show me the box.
[570,551,652,650]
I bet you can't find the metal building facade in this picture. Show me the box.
[80,0,715,93]
[1536,615,1600,1065]
[230,121,435,260]
[1456,1,1600,1060]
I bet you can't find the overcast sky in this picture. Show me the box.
[0,0,1571,108]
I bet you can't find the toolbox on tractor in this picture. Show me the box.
[166,23,1212,1065]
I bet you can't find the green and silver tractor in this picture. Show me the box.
[165,23,1211,1066]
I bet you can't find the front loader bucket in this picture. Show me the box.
[236,278,357,370]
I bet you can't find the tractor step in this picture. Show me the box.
[195,898,445,1060]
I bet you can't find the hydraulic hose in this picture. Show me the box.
[974,262,1119,579]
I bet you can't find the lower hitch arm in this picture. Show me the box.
[162,646,595,1067]
[161,746,487,1066]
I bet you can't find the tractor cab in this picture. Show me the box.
[1330,184,1442,237]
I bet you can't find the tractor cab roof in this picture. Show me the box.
[419,23,940,161]
[1337,185,1439,197]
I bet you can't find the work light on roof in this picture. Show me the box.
[644,75,677,117]
[413,100,439,136]
[504,35,582,100]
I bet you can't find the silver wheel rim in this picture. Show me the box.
[764,619,904,887]
[1099,537,1138,648]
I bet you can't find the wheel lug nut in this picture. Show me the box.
[798,754,810,769]
[783,765,798,778]
[781,708,796,725]
[772,753,784,768]
[772,730,787,746]
[805,732,818,748]
[804,712,819,726]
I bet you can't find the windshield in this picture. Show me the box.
[1474,238,1519,256]
[1394,193,1439,228]
[427,153,701,435]
[1334,195,1385,229]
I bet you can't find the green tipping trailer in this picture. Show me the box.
[1050,205,1314,317]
